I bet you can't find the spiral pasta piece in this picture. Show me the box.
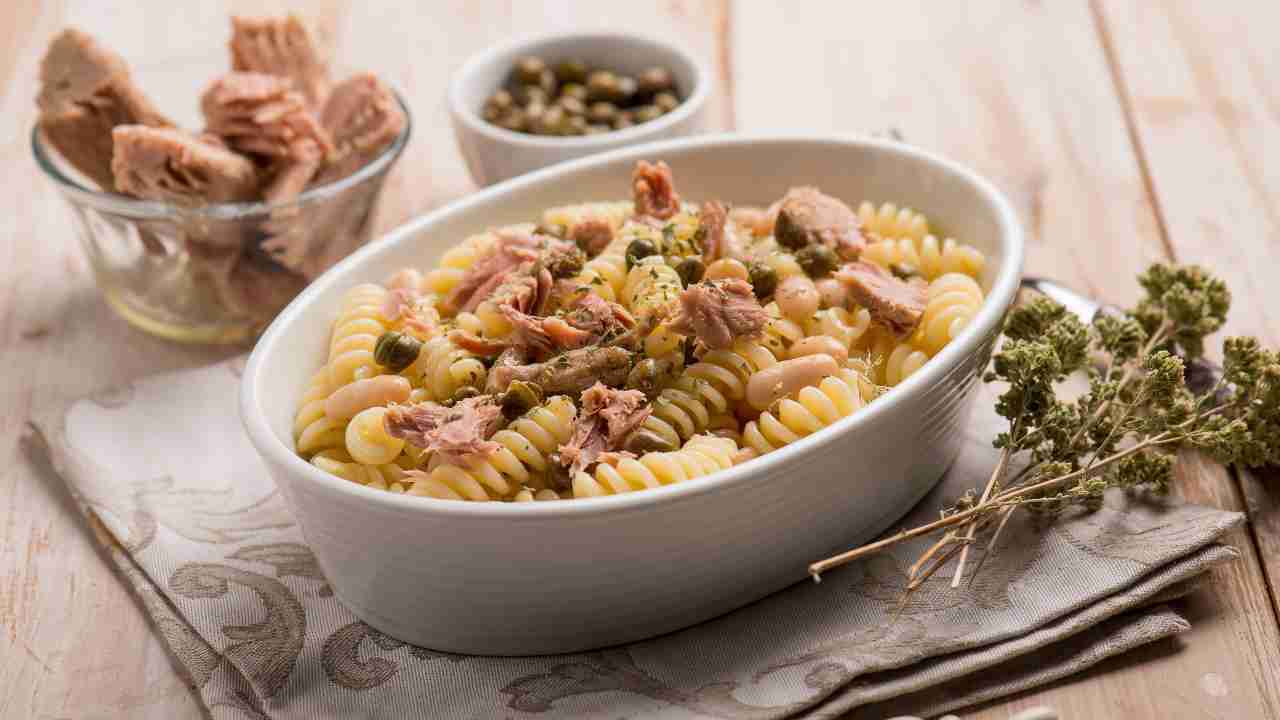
[423,230,493,295]
[862,235,985,281]
[624,255,682,321]
[406,335,488,401]
[857,201,929,242]
[407,395,577,501]
[805,306,872,353]
[760,303,805,358]
[572,434,737,498]
[294,368,344,456]
[640,340,780,446]
[741,366,871,455]
[574,235,629,302]
[914,273,984,355]
[310,449,411,491]
[328,283,391,388]
[883,343,930,386]
[345,406,406,465]
[541,201,634,234]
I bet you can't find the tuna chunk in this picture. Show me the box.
[558,383,652,476]
[698,200,745,263]
[314,73,406,185]
[111,126,259,204]
[632,160,681,220]
[384,396,505,466]
[492,346,635,396]
[568,218,614,256]
[449,330,511,357]
[37,29,171,190]
[835,261,927,336]
[562,292,636,340]
[201,72,333,161]
[260,139,324,203]
[229,14,331,106]
[447,231,542,313]
[773,187,866,260]
[668,279,767,351]
[498,290,637,361]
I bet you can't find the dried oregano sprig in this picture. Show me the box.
[810,263,1280,588]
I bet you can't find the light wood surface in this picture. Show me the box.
[2,2,1277,718]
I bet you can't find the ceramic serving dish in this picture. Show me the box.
[240,134,1024,655]
[449,30,711,187]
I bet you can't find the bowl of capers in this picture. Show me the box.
[449,31,711,186]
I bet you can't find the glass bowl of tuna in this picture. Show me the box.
[31,19,410,344]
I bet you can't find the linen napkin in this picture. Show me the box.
[33,356,1243,720]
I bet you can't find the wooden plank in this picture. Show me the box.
[1094,0,1280,639]
[0,1,729,718]
[733,1,1280,718]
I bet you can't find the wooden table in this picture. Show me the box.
[3,2,1278,718]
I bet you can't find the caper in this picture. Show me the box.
[537,106,569,135]
[535,68,558,96]
[612,111,635,130]
[748,263,778,299]
[653,91,679,113]
[501,380,545,420]
[622,428,679,454]
[675,257,705,287]
[637,67,675,96]
[625,237,659,270]
[374,331,422,372]
[483,89,514,120]
[496,108,527,132]
[560,82,588,101]
[586,70,622,102]
[796,244,839,278]
[513,84,549,107]
[889,262,921,280]
[554,59,589,84]
[557,95,586,116]
[588,101,617,124]
[774,210,811,251]
[514,56,548,85]
[615,75,638,103]
[632,105,663,124]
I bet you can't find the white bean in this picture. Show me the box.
[705,258,750,282]
[746,354,839,409]
[775,275,820,321]
[815,277,846,309]
[788,335,848,364]
[325,375,412,421]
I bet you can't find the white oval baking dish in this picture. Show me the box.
[240,134,1024,655]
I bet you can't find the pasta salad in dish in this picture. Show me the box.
[294,161,987,501]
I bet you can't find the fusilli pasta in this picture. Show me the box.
[406,395,577,501]
[572,434,737,498]
[295,164,988,503]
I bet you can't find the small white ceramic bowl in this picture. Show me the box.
[449,31,711,187]
[241,134,1024,655]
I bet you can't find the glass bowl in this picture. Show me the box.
[32,92,411,344]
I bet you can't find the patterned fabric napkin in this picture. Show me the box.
[34,357,1243,720]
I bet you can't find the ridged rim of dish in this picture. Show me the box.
[447,30,711,150]
[31,89,413,220]
[241,133,1026,519]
